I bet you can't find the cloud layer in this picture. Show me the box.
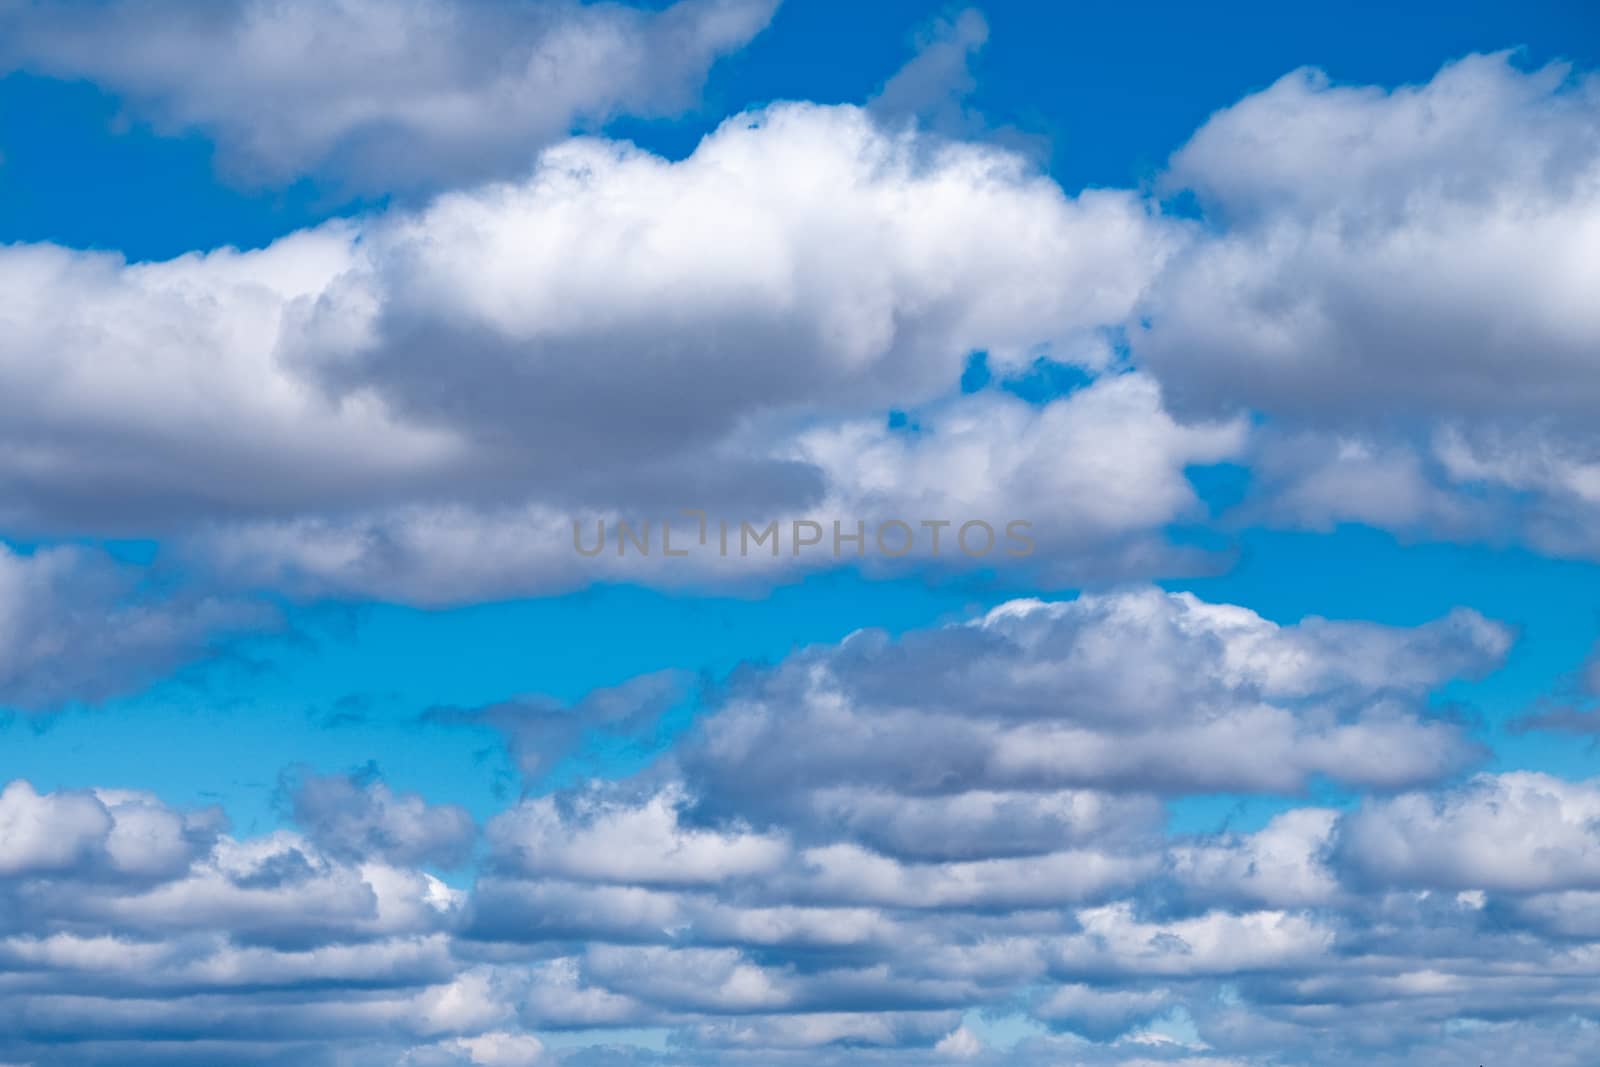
[2,593,1597,1066]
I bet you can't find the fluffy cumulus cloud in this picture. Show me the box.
[7,593,1590,1066]
[1145,52,1600,422]
[1139,52,1600,557]
[0,98,1210,603]
[0,780,221,880]
[0,0,779,190]
[680,588,1507,813]
[0,223,458,531]
[0,49,1593,609]
[1335,772,1600,893]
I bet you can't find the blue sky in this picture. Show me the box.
[2,2,1600,1066]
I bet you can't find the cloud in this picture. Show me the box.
[1035,983,1174,1040]
[1151,50,1600,423]
[0,779,470,1066]
[420,1031,547,1067]
[1169,808,1342,908]
[0,543,274,712]
[932,1024,984,1059]
[791,375,1244,582]
[0,101,1204,602]
[430,671,691,778]
[680,589,1507,820]
[0,0,779,191]
[10,664,1600,1065]
[302,103,1169,488]
[0,225,458,532]
[1511,637,1600,734]
[1136,52,1600,557]
[1238,431,1486,536]
[190,374,1241,603]
[1053,903,1336,978]
[870,8,989,134]
[487,784,789,888]
[0,780,115,877]
[286,767,476,868]
[1335,772,1600,893]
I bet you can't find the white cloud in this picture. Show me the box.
[437,1030,546,1067]
[487,786,789,887]
[933,1024,984,1059]
[0,102,1203,603]
[1055,904,1336,977]
[871,8,989,135]
[1155,51,1600,412]
[0,0,779,190]
[316,102,1173,471]
[0,781,113,877]
[1170,809,1342,908]
[0,226,460,531]
[0,49,1597,604]
[1337,772,1600,892]
[0,779,222,881]
[1136,53,1600,557]
[682,589,1506,810]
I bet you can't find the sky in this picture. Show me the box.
[0,1,1599,1065]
